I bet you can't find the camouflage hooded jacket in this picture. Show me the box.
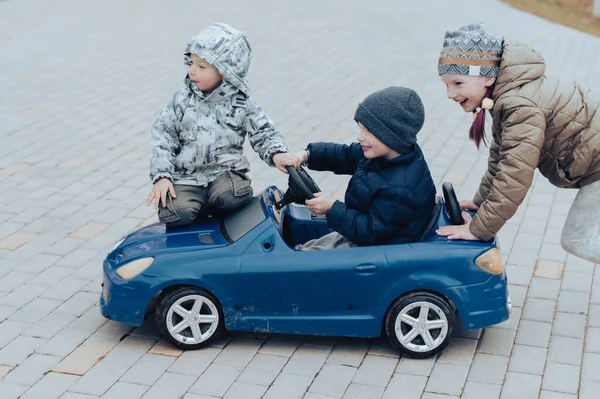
[150,23,288,186]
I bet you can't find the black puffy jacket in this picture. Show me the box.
[307,142,436,245]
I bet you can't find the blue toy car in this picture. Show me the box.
[100,168,510,358]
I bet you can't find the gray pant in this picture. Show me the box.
[158,170,253,227]
[561,180,600,263]
[295,231,357,251]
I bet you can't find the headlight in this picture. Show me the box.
[475,248,503,275]
[116,257,154,280]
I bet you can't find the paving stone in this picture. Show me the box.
[582,352,600,382]
[478,328,516,356]
[425,362,469,396]
[539,391,577,399]
[20,372,80,399]
[437,337,477,366]
[461,381,502,399]
[580,380,600,399]
[237,353,288,386]
[342,383,384,399]
[147,338,183,358]
[467,353,508,384]
[262,373,313,399]
[98,382,148,399]
[394,355,436,376]
[68,361,130,396]
[326,338,370,367]
[119,353,175,386]
[381,373,427,399]
[140,372,197,399]
[562,271,593,293]
[0,232,37,250]
[548,335,583,365]
[586,327,600,354]
[0,364,14,379]
[558,290,590,314]
[352,354,397,387]
[2,353,61,385]
[37,328,94,357]
[309,363,356,396]
[541,362,580,394]
[533,260,564,279]
[508,345,547,375]
[59,393,100,399]
[212,336,262,367]
[282,344,330,377]
[52,344,112,376]
[500,372,541,399]
[521,298,556,323]
[0,336,46,366]
[553,312,586,338]
[0,381,28,399]
[515,320,552,348]
[188,363,243,397]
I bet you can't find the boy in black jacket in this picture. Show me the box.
[295,86,436,250]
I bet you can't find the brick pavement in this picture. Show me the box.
[1,0,600,398]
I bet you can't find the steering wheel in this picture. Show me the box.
[274,166,321,209]
[442,182,464,225]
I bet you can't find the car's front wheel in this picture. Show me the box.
[385,292,455,358]
[156,286,225,350]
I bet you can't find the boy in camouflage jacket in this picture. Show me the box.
[146,23,299,227]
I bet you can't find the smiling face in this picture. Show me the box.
[441,74,496,113]
[356,122,401,159]
[188,54,223,92]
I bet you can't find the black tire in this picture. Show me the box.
[155,286,225,350]
[385,292,455,358]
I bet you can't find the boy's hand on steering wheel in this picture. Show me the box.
[459,199,479,210]
[305,193,335,215]
[272,152,302,173]
[146,178,176,209]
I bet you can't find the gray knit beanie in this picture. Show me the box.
[354,87,425,153]
[438,23,503,77]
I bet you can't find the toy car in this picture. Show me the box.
[100,168,510,358]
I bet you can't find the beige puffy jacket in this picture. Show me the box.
[470,41,600,240]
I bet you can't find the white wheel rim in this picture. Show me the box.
[394,300,449,353]
[166,294,219,345]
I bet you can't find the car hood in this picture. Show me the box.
[110,219,228,264]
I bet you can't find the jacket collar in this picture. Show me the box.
[363,145,419,169]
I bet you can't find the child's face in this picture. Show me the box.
[356,122,400,159]
[188,54,223,92]
[441,74,495,113]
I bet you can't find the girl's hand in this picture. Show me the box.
[436,212,479,240]
[272,152,302,173]
[146,178,176,209]
[305,193,335,215]
[459,199,479,211]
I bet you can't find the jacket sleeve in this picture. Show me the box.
[306,142,364,175]
[243,99,288,166]
[473,136,501,206]
[469,100,546,240]
[326,185,416,246]
[149,93,184,183]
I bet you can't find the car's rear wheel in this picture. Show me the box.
[156,286,225,350]
[385,292,455,358]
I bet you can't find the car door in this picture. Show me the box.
[235,241,387,337]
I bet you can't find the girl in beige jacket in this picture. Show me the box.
[435,24,600,264]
